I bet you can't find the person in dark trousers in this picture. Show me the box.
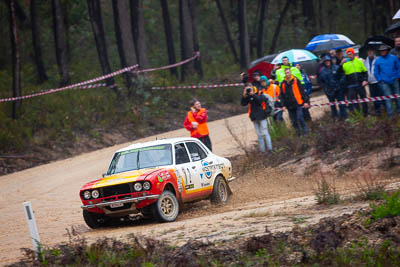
[295,63,312,121]
[339,48,369,116]
[241,83,273,153]
[364,47,384,115]
[280,68,309,136]
[319,55,347,120]
[184,99,212,151]
[374,44,400,117]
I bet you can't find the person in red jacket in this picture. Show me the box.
[184,99,212,151]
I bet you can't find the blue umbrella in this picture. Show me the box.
[271,49,318,64]
[305,34,355,52]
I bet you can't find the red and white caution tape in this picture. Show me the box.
[152,82,244,90]
[0,64,139,103]
[309,94,400,108]
[136,51,200,74]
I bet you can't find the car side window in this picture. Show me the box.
[174,143,190,165]
[186,142,207,161]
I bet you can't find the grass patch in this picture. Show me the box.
[370,191,400,221]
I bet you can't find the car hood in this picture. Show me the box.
[81,168,161,190]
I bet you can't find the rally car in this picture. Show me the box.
[80,137,235,228]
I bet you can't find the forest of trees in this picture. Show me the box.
[0,0,398,152]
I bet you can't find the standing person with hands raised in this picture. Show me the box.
[184,99,212,151]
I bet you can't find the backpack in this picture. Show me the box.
[259,92,274,118]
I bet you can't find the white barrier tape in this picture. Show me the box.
[152,82,244,90]
[135,51,200,73]
[0,65,139,103]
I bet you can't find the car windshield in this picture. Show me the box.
[107,144,173,175]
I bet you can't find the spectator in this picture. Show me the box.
[295,63,312,121]
[270,64,280,81]
[275,56,303,83]
[319,55,347,120]
[390,37,400,61]
[184,99,212,151]
[364,47,384,115]
[374,44,400,117]
[241,70,263,91]
[241,83,273,153]
[329,49,337,65]
[340,47,369,116]
[261,76,283,121]
[280,68,309,136]
[335,49,344,66]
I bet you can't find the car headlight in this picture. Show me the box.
[92,190,100,199]
[83,191,91,200]
[134,182,143,191]
[143,181,151,190]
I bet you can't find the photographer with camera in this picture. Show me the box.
[241,70,264,91]
[240,83,273,153]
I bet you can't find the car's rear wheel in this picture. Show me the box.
[211,176,229,204]
[153,190,179,222]
[83,210,108,229]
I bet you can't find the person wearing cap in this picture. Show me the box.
[364,47,384,115]
[339,47,369,116]
[241,70,263,92]
[275,56,303,84]
[319,55,347,120]
[374,44,400,117]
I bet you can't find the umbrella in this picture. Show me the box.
[247,61,275,82]
[271,49,318,64]
[393,9,400,20]
[305,34,355,52]
[385,21,400,34]
[248,54,277,68]
[359,36,394,58]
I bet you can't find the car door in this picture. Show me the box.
[174,143,198,194]
[184,141,213,195]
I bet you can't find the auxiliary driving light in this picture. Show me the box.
[134,182,143,191]
[83,191,91,200]
[91,189,100,199]
[143,181,151,190]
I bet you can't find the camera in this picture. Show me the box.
[246,87,252,95]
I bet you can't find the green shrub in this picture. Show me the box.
[370,192,400,221]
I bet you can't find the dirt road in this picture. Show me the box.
[0,95,331,265]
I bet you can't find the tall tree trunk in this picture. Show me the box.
[318,0,323,33]
[301,0,316,39]
[87,0,116,90]
[52,0,70,86]
[238,0,250,70]
[112,0,136,88]
[62,0,71,62]
[160,0,178,78]
[215,0,238,63]
[188,0,203,78]
[269,0,291,54]
[30,0,48,84]
[179,0,194,81]
[369,0,376,35]
[327,0,336,33]
[130,0,148,69]
[8,0,21,119]
[256,0,269,58]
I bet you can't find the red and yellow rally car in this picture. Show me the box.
[80,137,235,228]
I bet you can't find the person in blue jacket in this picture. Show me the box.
[319,55,347,120]
[374,44,400,117]
[295,63,312,121]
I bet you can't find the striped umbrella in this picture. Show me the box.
[305,34,355,52]
[271,49,318,64]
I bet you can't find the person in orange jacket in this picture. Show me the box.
[184,99,212,151]
[260,76,283,121]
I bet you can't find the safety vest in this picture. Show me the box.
[342,57,367,76]
[248,87,268,115]
[281,77,303,105]
[187,108,209,137]
[265,84,280,101]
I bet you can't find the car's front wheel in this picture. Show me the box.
[211,176,229,204]
[83,210,108,229]
[153,190,179,222]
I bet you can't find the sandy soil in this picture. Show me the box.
[0,94,351,265]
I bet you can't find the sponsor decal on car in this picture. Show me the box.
[185,184,194,190]
[201,161,225,179]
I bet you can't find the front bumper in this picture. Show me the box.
[81,194,160,210]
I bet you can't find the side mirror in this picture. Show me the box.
[102,173,106,178]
